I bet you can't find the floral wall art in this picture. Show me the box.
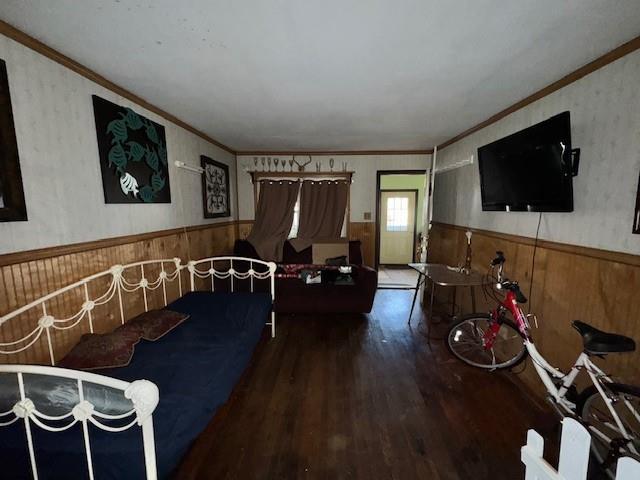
[201,155,230,218]
[92,95,171,203]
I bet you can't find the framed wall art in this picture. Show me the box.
[0,59,27,222]
[634,169,640,234]
[201,155,230,218]
[92,95,171,203]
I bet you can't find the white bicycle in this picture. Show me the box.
[446,251,640,478]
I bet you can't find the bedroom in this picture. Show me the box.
[0,1,639,479]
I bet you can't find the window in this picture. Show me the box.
[288,191,348,238]
[386,197,409,232]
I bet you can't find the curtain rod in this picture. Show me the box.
[174,160,204,174]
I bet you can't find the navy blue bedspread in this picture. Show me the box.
[0,291,271,479]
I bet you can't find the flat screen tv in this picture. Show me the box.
[478,111,574,212]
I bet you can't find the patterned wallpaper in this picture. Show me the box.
[0,34,236,255]
[433,49,640,255]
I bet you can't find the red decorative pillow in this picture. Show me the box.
[117,309,189,341]
[57,330,141,371]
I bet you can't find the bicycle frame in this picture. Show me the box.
[484,289,639,452]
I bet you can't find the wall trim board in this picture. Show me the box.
[437,34,640,150]
[432,222,640,267]
[0,19,235,154]
[0,221,236,267]
[236,149,434,156]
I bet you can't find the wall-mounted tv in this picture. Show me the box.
[478,111,576,212]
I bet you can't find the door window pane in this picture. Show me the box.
[386,197,409,232]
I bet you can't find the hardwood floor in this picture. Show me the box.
[175,289,558,479]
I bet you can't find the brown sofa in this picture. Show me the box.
[234,239,378,314]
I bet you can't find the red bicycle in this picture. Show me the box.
[446,251,640,477]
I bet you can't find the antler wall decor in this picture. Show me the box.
[293,155,312,172]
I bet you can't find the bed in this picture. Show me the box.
[0,256,276,479]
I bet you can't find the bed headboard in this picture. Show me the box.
[0,258,185,365]
[0,256,277,366]
[186,256,277,337]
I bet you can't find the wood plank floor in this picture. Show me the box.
[175,289,558,480]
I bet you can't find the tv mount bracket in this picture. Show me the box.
[571,148,581,177]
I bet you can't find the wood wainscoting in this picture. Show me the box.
[237,220,253,241]
[0,222,236,364]
[349,222,375,267]
[428,222,640,398]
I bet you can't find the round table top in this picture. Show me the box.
[408,263,488,287]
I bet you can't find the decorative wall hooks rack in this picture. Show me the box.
[245,156,350,174]
[248,171,355,184]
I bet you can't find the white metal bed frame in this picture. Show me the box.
[0,256,277,480]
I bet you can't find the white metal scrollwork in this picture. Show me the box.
[187,256,277,337]
[0,259,183,365]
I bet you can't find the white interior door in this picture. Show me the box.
[379,190,417,264]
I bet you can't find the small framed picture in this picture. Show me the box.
[0,59,27,222]
[201,156,230,218]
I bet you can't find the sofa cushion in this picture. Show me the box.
[312,240,349,264]
[234,238,365,267]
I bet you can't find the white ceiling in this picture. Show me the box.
[1,1,640,152]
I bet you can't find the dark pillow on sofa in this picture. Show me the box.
[234,238,365,266]
[325,255,348,266]
[58,330,141,371]
[117,309,190,341]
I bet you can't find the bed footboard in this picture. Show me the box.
[186,256,277,337]
[0,364,159,480]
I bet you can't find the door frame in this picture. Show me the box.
[375,169,426,270]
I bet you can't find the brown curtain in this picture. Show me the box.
[289,180,349,252]
[247,180,300,261]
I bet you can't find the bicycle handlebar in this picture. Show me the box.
[491,251,505,266]
[490,251,527,303]
[500,280,528,303]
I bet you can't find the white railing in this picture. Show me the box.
[0,259,184,365]
[522,417,640,479]
[0,364,159,480]
[187,256,277,337]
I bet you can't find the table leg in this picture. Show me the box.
[451,286,457,318]
[470,286,477,313]
[426,280,436,343]
[407,274,422,325]
[429,279,436,319]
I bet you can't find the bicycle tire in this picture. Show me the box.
[577,383,640,479]
[446,313,527,370]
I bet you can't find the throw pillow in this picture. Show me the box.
[117,309,190,341]
[57,330,141,371]
[325,255,347,266]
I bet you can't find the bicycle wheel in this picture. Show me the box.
[446,313,527,370]
[577,383,640,478]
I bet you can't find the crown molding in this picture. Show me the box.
[437,34,640,151]
[0,19,236,154]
